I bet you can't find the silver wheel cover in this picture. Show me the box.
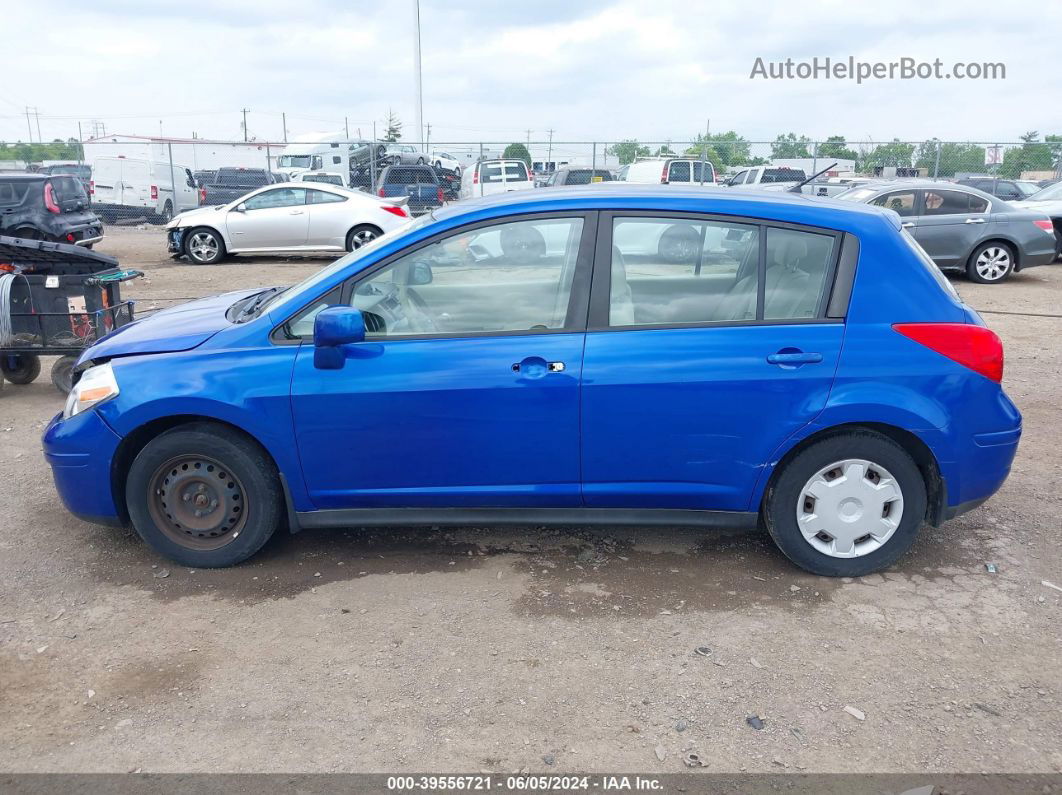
[796,458,904,558]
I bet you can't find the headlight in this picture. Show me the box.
[63,362,120,419]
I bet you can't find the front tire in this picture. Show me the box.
[125,423,282,567]
[966,241,1014,283]
[50,356,76,393]
[184,227,226,265]
[764,431,927,576]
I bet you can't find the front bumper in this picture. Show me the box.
[42,409,124,526]
[167,227,184,254]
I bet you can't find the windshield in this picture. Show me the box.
[278,155,313,168]
[256,213,437,316]
[1028,182,1062,201]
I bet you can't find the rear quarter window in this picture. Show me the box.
[0,181,32,207]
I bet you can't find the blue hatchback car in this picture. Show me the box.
[43,186,1022,576]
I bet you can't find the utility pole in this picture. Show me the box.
[546,128,554,167]
[282,112,287,142]
[412,0,423,149]
[425,122,431,152]
[25,107,33,142]
[344,117,349,139]
[526,129,532,146]
[699,118,710,185]
[241,108,249,142]
[34,108,41,143]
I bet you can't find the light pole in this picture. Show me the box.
[412,0,424,149]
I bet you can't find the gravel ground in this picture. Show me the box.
[1,226,1060,774]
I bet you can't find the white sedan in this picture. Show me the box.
[165,182,411,265]
[430,151,462,174]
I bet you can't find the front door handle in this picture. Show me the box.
[290,209,305,215]
[901,221,915,229]
[964,217,986,224]
[767,350,823,366]
[511,357,565,375]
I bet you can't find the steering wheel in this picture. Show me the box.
[404,287,438,332]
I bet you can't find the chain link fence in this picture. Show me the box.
[1,137,1060,228]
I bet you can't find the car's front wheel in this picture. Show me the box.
[764,431,927,576]
[126,423,282,567]
[967,241,1014,283]
[184,227,226,265]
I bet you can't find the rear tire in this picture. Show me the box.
[184,226,226,265]
[125,423,282,568]
[152,201,173,225]
[764,431,927,576]
[966,241,1014,284]
[0,354,41,385]
[346,224,383,252]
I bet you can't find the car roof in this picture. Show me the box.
[850,179,1001,201]
[0,174,48,181]
[435,184,899,231]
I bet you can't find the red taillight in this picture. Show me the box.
[1033,219,1054,233]
[661,163,668,183]
[66,233,76,242]
[88,180,95,195]
[437,187,444,203]
[381,204,408,218]
[472,169,479,185]
[43,182,61,214]
[893,323,1003,383]
[378,187,386,197]
[150,185,158,200]
[198,187,206,205]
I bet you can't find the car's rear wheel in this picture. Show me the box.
[0,354,41,384]
[153,200,173,225]
[184,227,225,265]
[346,224,383,252]
[966,241,1014,284]
[126,423,282,567]
[764,431,927,576]
[12,226,42,240]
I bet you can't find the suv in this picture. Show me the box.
[46,187,1021,577]
[0,174,102,246]
[956,178,1042,201]
[458,159,534,199]
[544,167,614,186]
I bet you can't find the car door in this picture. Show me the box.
[581,212,847,511]
[287,212,595,509]
[909,188,986,267]
[225,187,309,250]
[303,188,351,249]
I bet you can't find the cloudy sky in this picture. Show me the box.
[3,0,1060,150]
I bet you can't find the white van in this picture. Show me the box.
[91,156,199,223]
[623,158,716,186]
[459,160,534,200]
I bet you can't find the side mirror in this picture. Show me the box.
[313,306,366,370]
[410,261,433,285]
[234,203,246,213]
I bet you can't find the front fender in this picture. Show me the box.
[95,345,312,511]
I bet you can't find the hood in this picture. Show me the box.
[76,288,260,366]
[168,205,226,229]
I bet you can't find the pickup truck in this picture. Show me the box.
[376,165,445,216]
[722,165,861,198]
[201,168,282,206]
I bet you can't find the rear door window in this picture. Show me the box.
[503,162,529,181]
[668,161,691,182]
[692,162,714,182]
[923,189,976,215]
[480,164,504,183]
[388,168,416,184]
[762,227,837,320]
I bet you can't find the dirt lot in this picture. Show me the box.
[1,225,1060,774]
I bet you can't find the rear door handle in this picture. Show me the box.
[964,217,986,224]
[767,351,823,365]
[511,358,565,374]
[290,209,305,215]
